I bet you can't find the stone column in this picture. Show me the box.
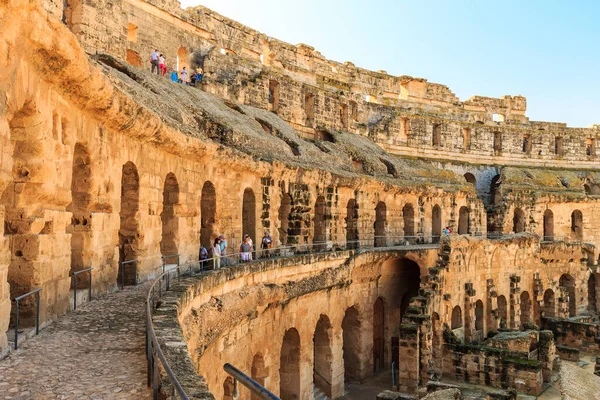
[509,275,522,329]
[398,323,420,394]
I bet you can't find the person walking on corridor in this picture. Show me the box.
[212,237,222,269]
[150,49,159,75]
[219,235,228,266]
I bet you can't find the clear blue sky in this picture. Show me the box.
[182,0,600,128]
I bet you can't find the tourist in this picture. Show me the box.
[170,70,178,83]
[261,231,272,258]
[190,73,197,86]
[212,237,222,269]
[243,234,254,261]
[219,235,228,266]
[195,67,203,85]
[159,54,167,76]
[150,49,159,75]
[199,243,208,270]
[240,236,253,262]
[443,227,450,235]
[180,67,188,84]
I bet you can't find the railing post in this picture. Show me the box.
[146,323,152,387]
[153,346,159,399]
[88,269,93,302]
[120,261,125,290]
[14,299,19,350]
[35,290,40,335]
[134,260,138,286]
[73,273,78,311]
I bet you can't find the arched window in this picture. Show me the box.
[464,173,476,186]
[458,206,469,234]
[451,306,462,329]
[280,328,301,400]
[543,209,554,241]
[374,202,386,247]
[543,289,555,318]
[571,210,583,240]
[346,199,359,249]
[520,291,531,327]
[432,124,442,146]
[560,274,577,317]
[513,208,525,233]
[497,295,508,329]
[403,204,415,241]
[475,300,484,332]
[432,205,441,243]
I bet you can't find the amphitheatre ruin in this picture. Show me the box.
[1,0,600,398]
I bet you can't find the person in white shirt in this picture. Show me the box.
[150,49,159,75]
[180,67,188,84]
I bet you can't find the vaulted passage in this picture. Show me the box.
[513,208,525,233]
[278,193,292,246]
[69,142,93,285]
[313,315,333,397]
[374,201,386,247]
[458,206,469,234]
[544,289,555,317]
[543,209,554,241]
[373,297,385,372]
[402,204,415,240]
[200,181,216,250]
[242,188,256,243]
[346,198,359,249]
[118,161,140,285]
[497,295,508,329]
[432,204,441,243]
[160,173,179,258]
[381,258,421,334]
[560,274,577,317]
[280,328,301,400]
[520,291,531,327]
[342,306,362,383]
[489,175,501,205]
[314,196,327,250]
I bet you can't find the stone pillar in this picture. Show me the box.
[509,275,521,329]
[557,287,570,319]
[464,283,476,342]
[487,279,498,332]
[398,323,420,394]
[538,330,556,383]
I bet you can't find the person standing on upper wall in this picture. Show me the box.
[150,49,159,75]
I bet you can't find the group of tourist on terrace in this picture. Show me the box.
[198,231,273,269]
[150,49,203,86]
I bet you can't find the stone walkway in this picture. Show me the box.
[0,284,152,399]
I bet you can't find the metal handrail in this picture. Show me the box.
[72,267,93,310]
[120,259,138,289]
[223,363,279,400]
[12,287,42,350]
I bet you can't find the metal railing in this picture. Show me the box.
[224,363,279,400]
[72,267,93,310]
[12,288,42,350]
[144,236,442,399]
[119,260,138,289]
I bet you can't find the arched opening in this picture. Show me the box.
[513,208,525,233]
[69,143,93,285]
[475,300,484,332]
[313,315,333,397]
[432,124,442,146]
[493,132,502,155]
[200,181,216,250]
[314,196,327,250]
[339,103,349,129]
[490,175,501,204]
[342,306,361,383]
[571,210,583,240]
[223,376,234,400]
[118,162,140,286]
[160,173,179,257]
[402,204,415,241]
[589,275,597,313]
[278,193,292,246]
[543,289,555,318]
[304,92,315,127]
[373,298,385,372]
[381,258,421,331]
[451,306,462,330]
[374,201,386,247]
[497,295,508,329]
[251,354,268,400]
[268,80,280,112]
[560,274,577,317]
[242,188,256,246]
[280,328,301,400]
[543,209,554,241]
[346,198,359,249]
[464,173,476,186]
[176,46,189,74]
[432,205,441,243]
[520,291,531,327]
[458,206,469,234]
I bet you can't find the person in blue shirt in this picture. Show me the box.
[199,244,208,270]
[219,235,228,266]
[170,70,178,83]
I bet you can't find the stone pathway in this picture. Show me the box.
[0,284,152,399]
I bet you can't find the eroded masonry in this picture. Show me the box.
[2,0,600,398]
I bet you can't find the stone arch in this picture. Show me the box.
[342,306,362,383]
[571,210,583,240]
[381,258,421,327]
[346,198,359,249]
[497,295,508,329]
[280,328,301,400]
[520,291,531,327]
[69,142,93,286]
[251,353,268,400]
[464,173,476,186]
[160,173,179,257]
[432,204,442,243]
[313,314,333,397]
[543,209,554,241]
[118,161,140,285]
[223,376,234,400]
[451,306,462,330]
[589,275,597,313]
[374,201,386,247]
[432,123,441,146]
[242,188,257,244]
[402,203,415,240]
[373,297,385,372]
[475,300,484,332]
[314,195,327,250]
[560,274,577,317]
[278,193,292,246]
[513,208,525,233]
[176,46,189,73]
[543,289,555,318]
[490,175,501,204]
[458,206,469,234]
[200,181,216,250]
